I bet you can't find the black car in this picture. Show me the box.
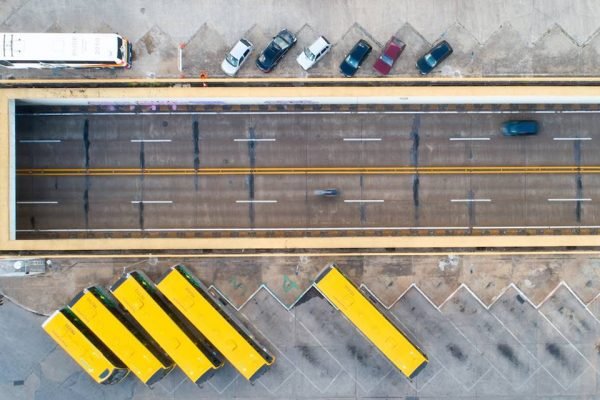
[339,39,372,77]
[416,40,453,75]
[256,29,297,72]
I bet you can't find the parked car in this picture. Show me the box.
[297,36,331,70]
[221,38,254,76]
[314,189,339,197]
[256,29,297,72]
[339,39,372,77]
[501,120,539,136]
[373,36,406,75]
[416,40,453,75]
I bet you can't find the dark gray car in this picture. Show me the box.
[256,29,297,72]
[416,40,453,75]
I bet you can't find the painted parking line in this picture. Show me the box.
[450,199,492,203]
[130,139,172,143]
[19,140,62,143]
[473,225,600,229]
[130,200,173,204]
[17,201,59,204]
[233,138,276,142]
[547,198,591,202]
[235,200,278,203]
[343,138,382,142]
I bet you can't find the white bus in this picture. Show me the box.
[0,32,132,69]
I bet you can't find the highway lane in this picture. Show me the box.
[16,112,598,169]
[15,173,600,233]
[14,107,600,237]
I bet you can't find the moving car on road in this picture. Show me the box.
[339,39,372,77]
[297,36,331,70]
[416,40,453,75]
[501,120,539,136]
[314,189,339,197]
[221,38,253,76]
[256,29,297,72]
[373,36,406,75]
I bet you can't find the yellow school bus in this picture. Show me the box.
[68,286,174,385]
[157,265,274,381]
[314,265,428,379]
[111,271,223,384]
[42,307,129,384]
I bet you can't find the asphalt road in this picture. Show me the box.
[14,107,600,237]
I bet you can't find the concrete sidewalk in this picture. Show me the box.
[1,0,599,79]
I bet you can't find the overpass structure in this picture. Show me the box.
[3,77,600,251]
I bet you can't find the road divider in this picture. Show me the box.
[16,165,600,176]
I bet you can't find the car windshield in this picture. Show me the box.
[345,55,358,68]
[381,54,394,66]
[273,36,287,49]
[225,53,239,67]
[424,54,437,67]
[304,47,316,61]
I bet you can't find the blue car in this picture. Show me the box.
[501,120,539,136]
[416,40,453,75]
[340,39,372,77]
[256,29,297,73]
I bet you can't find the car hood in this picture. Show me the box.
[296,52,313,70]
[373,58,392,75]
[416,57,433,74]
[258,45,280,67]
[339,60,356,77]
[220,59,237,76]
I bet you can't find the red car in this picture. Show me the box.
[373,36,406,75]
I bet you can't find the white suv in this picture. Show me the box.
[296,36,331,70]
[221,38,254,76]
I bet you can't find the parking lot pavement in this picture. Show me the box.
[490,285,589,389]
[391,286,491,390]
[2,1,600,78]
[3,271,600,399]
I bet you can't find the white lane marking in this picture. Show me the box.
[17,201,59,205]
[473,225,600,229]
[344,199,385,203]
[233,138,276,142]
[547,198,591,202]
[451,199,492,203]
[449,137,490,141]
[16,226,472,233]
[343,138,382,142]
[21,224,600,233]
[553,137,592,141]
[19,140,62,143]
[130,200,173,204]
[19,110,600,116]
[236,200,278,203]
[130,139,172,143]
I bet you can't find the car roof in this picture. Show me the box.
[230,39,252,58]
[308,36,330,53]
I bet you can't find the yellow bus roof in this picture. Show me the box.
[42,309,127,384]
[111,273,221,383]
[69,289,171,385]
[157,268,272,381]
[315,266,428,378]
